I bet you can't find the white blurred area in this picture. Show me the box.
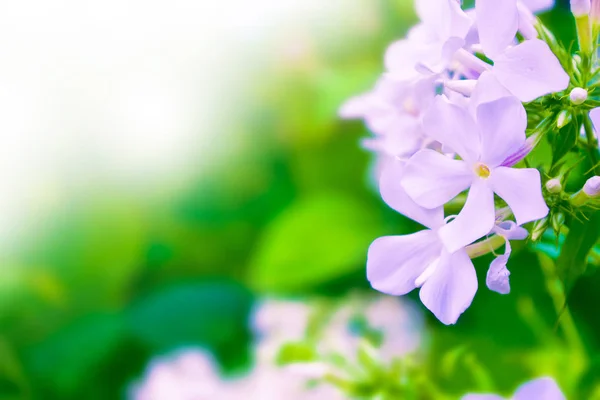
[0,0,354,248]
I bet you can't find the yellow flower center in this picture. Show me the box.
[474,162,491,178]
[402,99,419,117]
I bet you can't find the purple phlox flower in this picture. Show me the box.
[401,91,549,253]
[462,376,566,400]
[462,0,554,49]
[385,0,473,81]
[589,107,600,141]
[486,220,528,295]
[367,160,478,325]
[571,0,591,17]
[340,77,437,158]
[470,0,569,101]
[520,0,555,14]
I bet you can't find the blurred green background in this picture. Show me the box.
[1,0,599,399]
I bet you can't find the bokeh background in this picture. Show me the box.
[0,0,597,399]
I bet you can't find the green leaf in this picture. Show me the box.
[249,193,382,292]
[276,342,317,365]
[127,281,253,357]
[25,312,125,396]
[556,211,600,291]
[551,118,580,167]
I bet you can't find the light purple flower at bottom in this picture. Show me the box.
[367,160,478,325]
[462,377,565,400]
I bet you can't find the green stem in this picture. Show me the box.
[576,16,593,56]
[537,254,586,363]
[465,235,505,259]
[583,115,600,174]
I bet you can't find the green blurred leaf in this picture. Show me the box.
[127,281,253,354]
[249,193,381,292]
[556,212,600,291]
[25,312,124,396]
[0,338,29,400]
[276,342,317,365]
[551,118,580,167]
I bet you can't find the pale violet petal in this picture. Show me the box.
[476,96,527,167]
[384,39,423,82]
[492,39,570,102]
[419,248,478,325]
[513,377,566,400]
[416,0,473,41]
[469,71,513,114]
[494,220,529,240]
[380,160,445,229]
[367,231,442,296]
[486,240,512,294]
[422,95,481,162]
[438,179,496,253]
[401,149,472,209]
[339,94,371,119]
[476,0,519,58]
[589,107,600,137]
[520,0,555,13]
[490,167,549,226]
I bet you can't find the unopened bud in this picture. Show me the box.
[531,217,549,241]
[572,0,591,16]
[570,87,588,105]
[546,178,563,194]
[593,0,600,25]
[571,176,600,206]
[583,175,600,196]
[557,110,572,128]
[551,213,565,233]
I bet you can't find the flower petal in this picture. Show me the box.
[486,240,511,294]
[438,179,496,252]
[422,95,481,162]
[520,0,555,13]
[469,71,513,114]
[490,167,549,225]
[380,160,445,229]
[492,39,570,102]
[401,149,472,209]
[419,249,478,325]
[416,0,473,41]
[494,220,529,240]
[476,0,519,58]
[367,231,442,296]
[513,377,566,400]
[590,107,600,137]
[384,36,426,82]
[476,96,527,167]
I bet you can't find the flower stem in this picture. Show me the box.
[582,114,600,174]
[576,15,593,56]
[465,235,505,259]
[537,254,587,373]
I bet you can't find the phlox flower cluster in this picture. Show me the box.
[130,296,424,400]
[341,0,572,325]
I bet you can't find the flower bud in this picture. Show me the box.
[572,0,591,16]
[557,110,572,128]
[531,217,549,241]
[571,176,600,206]
[551,213,565,233]
[592,0,600,24]
[545,178,563,194]
[583,175,600,196]
[570,87,588,105]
